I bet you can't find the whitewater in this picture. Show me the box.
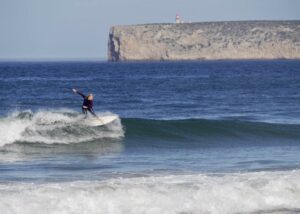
[1,60,300,214]
[1,171,300,214]
[0,109,123,146]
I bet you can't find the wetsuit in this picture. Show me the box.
[76,91,97,117]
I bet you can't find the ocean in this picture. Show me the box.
[0,60,300,213]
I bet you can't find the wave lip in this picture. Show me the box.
[1,170,300,214]
[0,109,124,146]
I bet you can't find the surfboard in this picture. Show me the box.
[81,115,118,127]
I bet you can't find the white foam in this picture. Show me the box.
[0,109,124,146]
[1,170,300,214]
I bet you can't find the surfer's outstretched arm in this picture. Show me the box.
[72,88,85,98]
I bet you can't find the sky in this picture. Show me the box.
[0,0,299,60]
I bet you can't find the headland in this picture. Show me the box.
[108,21,300,61]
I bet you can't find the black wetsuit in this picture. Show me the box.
[76,91,97,117]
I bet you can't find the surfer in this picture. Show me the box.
[72,88,97,117]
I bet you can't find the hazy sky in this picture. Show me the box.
[0,0,299,60]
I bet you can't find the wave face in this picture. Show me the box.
[0,110,123,147]
[123,118,300,147]
[1,170,300,214]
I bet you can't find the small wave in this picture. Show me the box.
[1,170,300,214]
[0,109,124,146]
[123,118,300,146]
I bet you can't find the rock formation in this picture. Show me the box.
[108,21,300,61]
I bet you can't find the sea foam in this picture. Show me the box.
[0,109,124,146]
[0,170,300,214]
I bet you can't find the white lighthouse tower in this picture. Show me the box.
[175,13,181,24]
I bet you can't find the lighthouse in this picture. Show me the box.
[175,13,181,24]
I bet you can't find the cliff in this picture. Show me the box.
[108,21,300,61]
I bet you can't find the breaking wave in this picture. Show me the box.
[1,110,300,147]
[1,170,300,214]
[0,109,124,146]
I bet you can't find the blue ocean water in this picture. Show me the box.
[0,60,300,213]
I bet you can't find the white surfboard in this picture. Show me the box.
[81,115,118,127]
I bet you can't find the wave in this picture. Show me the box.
[1,110,300,147]
[0,110,124,147]
[1,170,300,214]
[123,118,300,146]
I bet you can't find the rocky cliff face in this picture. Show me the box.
[108,21,300,61]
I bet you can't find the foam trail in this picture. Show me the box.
[0,170,300,214]
[0,109,124,146]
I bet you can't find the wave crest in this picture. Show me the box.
[0,109,124,146]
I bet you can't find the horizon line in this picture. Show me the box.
[0,57,107,63]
